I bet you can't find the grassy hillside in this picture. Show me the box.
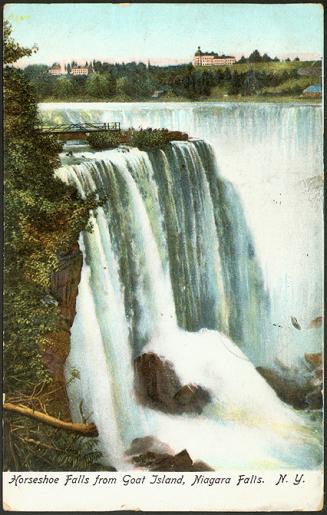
[193,60,321,101]
[194,60,319,74]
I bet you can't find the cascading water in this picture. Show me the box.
[42,102,323,366]
[58,142,269,362]
[55,132,322,471]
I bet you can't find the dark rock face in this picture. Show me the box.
[126,437,213,471]
[257,353,322,410]
[134,352,211,414]
[44,244,83,383]
[257,367,306,409]
[40,244,83,419]
[305,352,322,369]
[126,436,174,457]
[51,244,83,329]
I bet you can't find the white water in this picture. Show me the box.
[43,102,323,365]
[50,102,322,471]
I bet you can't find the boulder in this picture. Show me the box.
[127,440,213,472]
[257,363,322,410]
[304,352,322,369]
[305,388,323,410]
[134,352,180,410]
[134,352,211,414]
[173,384,211,414]
[150,449,193,471]
[126,436,174,457]
[257,366,307,409]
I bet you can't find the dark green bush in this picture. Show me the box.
[86,130,124,149]
[87,128,188,151]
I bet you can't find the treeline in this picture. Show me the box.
[23,60,309,101]
[23,62,191,100]
[237,49,300,64]
[227,69,300,96]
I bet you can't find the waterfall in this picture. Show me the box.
[56,139,322,471]
[42,102,323,365]
[58,142,270,360]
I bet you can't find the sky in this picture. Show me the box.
[4,3,324,67]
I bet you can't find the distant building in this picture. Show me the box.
[303,84,322,97]
[49,64,62,76]
[192,46,236,66]
[71,66,89,76]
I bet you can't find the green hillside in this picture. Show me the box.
[194,60,319,74]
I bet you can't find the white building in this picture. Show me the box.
[49,64,62,76]
[193,47,236,66]
[71,66,89,76]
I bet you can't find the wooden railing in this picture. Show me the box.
[38,122,121,134]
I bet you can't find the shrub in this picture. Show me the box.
[87,131,125,149]
[87,128,188,151]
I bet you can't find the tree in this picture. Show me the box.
[23,64,48,80]
[228,71,243,95]
[238,56,247,64]
[294,57,300,61]
[4,22,100,470]
[116,76,129,96]
[262,53,272,62]
[85,72,115,98]
[248,50,262,63]
[3,20,36,64]
[242,70,260,95]
[54,76,74,98]
[223,68,232,82]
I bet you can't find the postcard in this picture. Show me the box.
[2,2,324,511]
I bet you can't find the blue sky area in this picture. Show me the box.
[4,3,324,66]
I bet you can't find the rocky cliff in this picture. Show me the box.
[42,243,83,419]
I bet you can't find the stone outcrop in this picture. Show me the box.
[305,352,322,369]
[257,353,322,410]
[126,437,213,471]
[165,130,189,142]
[134,352,211,414]
[42,244,83,419]
[126,435,174,457]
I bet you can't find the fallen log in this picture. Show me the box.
[3,402,98,437]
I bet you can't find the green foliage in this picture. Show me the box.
[261,76,314,96]
[87,128,188,151]
[85,72,115,98]
[128,128,173,150]
[87,131,124,149]
[4,23,102,471]
[23,64,49,80]
[248,49,263,63]
[23,55,321,101]
[4,414,107,472]
[3,20,36,65]
[54,77,75,98]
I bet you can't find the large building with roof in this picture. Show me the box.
[49,64,63,76]
[192,47,236,66]
[71,65,89,76]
